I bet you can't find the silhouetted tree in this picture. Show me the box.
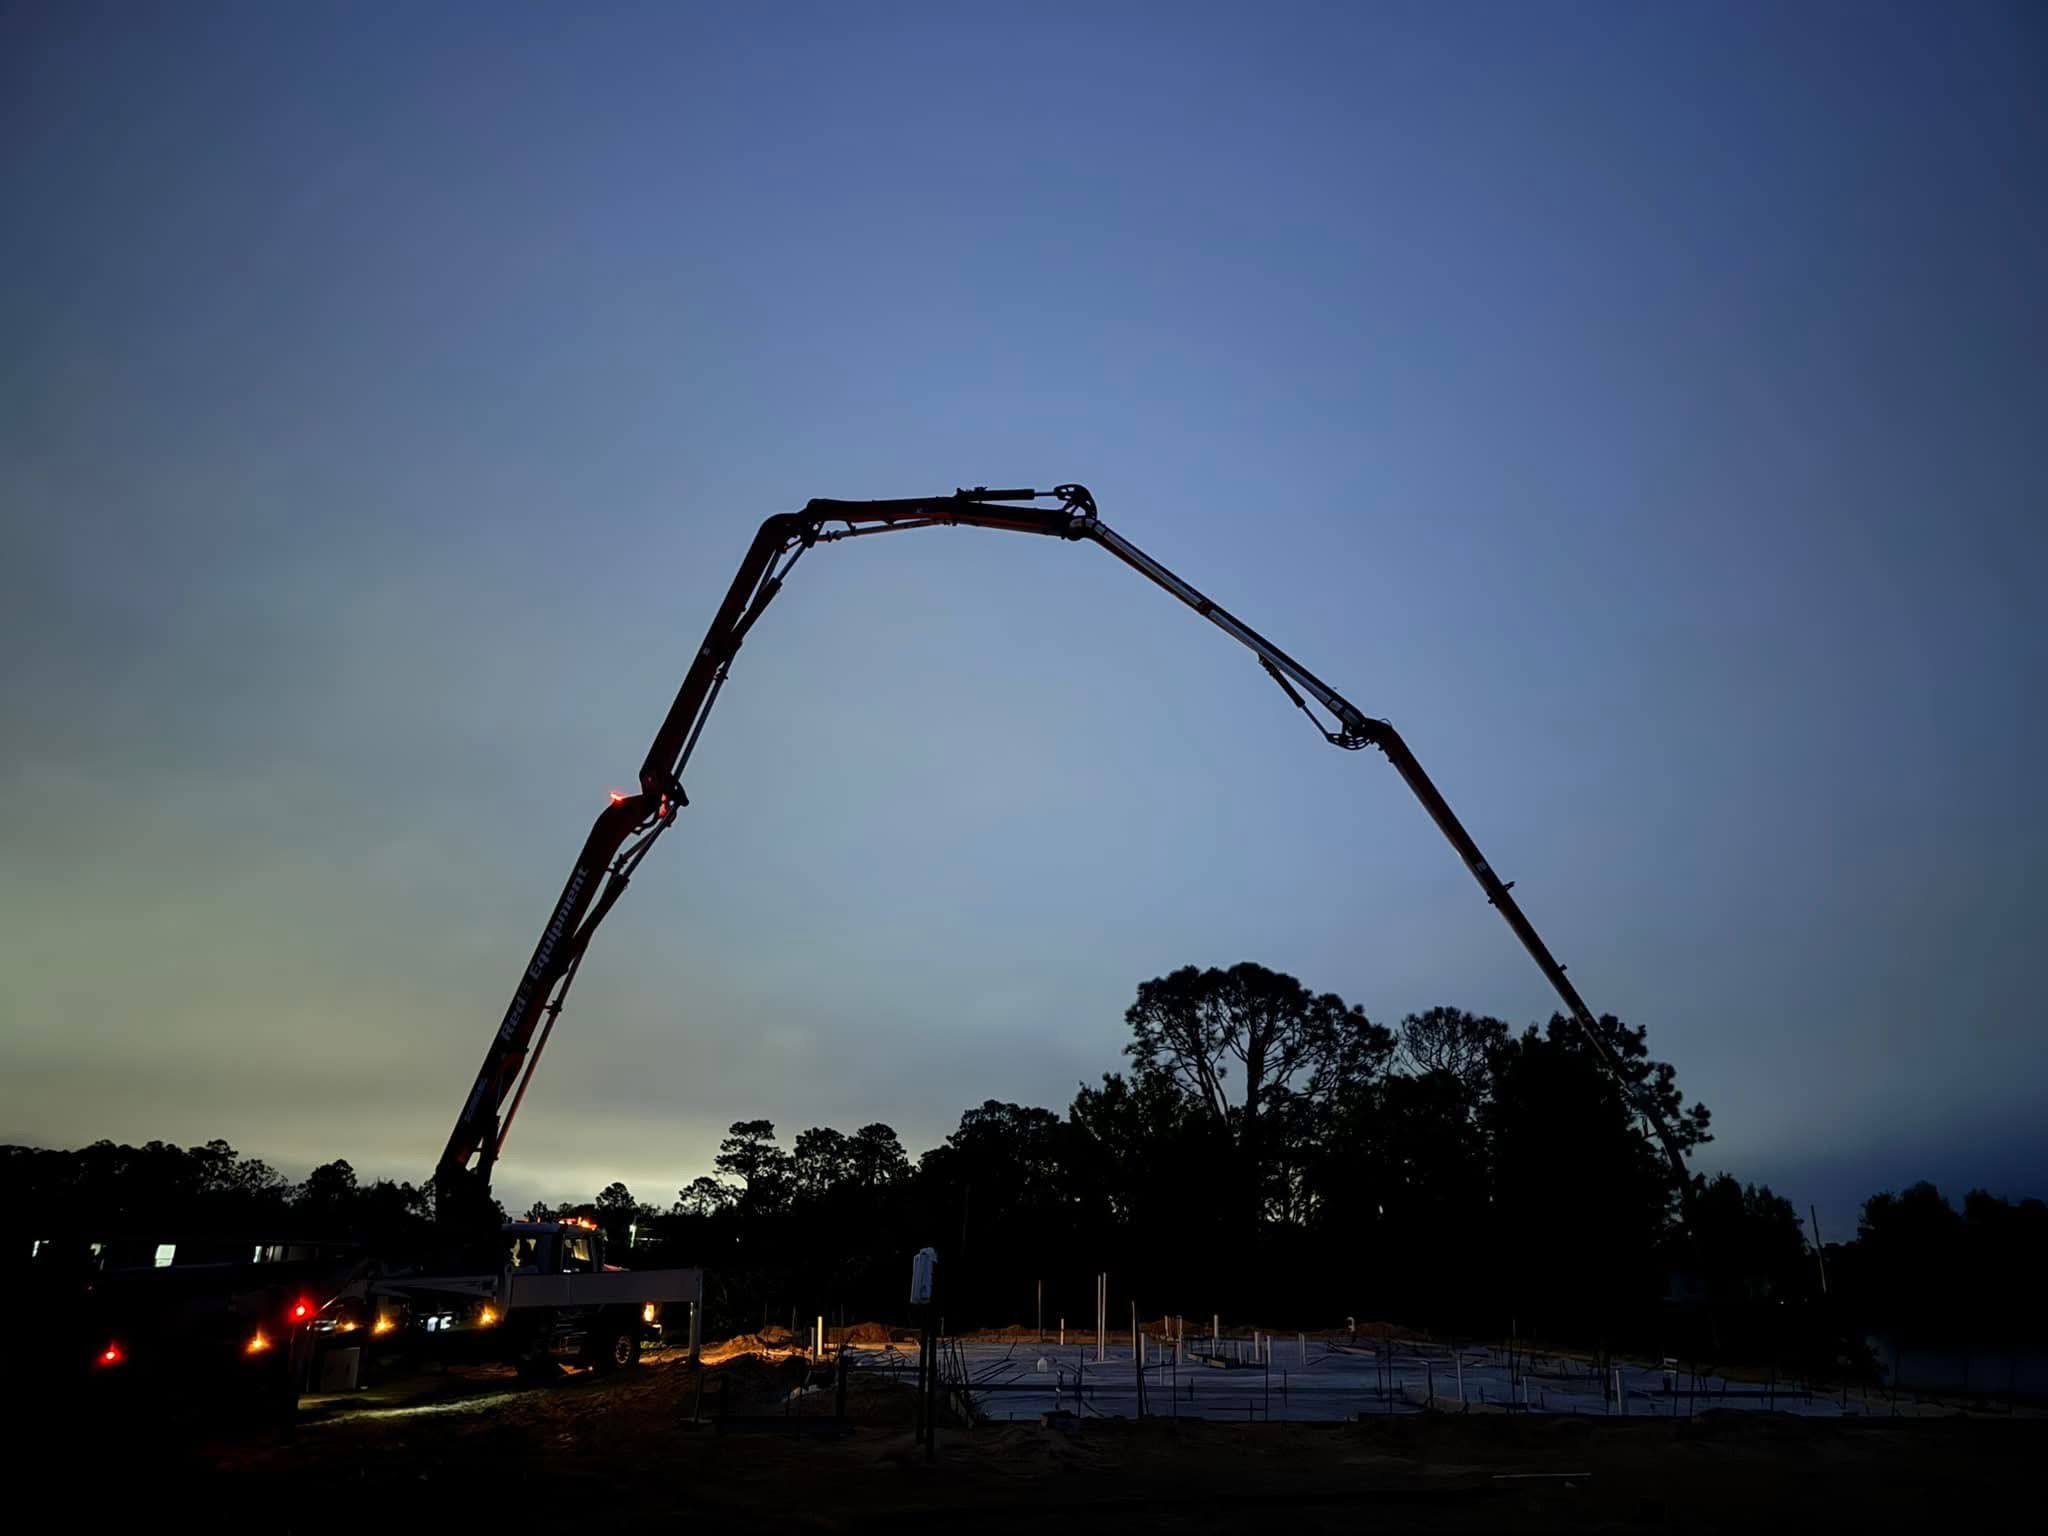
[674,1176,734,1218]
[1854,1181,1963,1332]
[1481,1014,1705,1337]
[917,1102,1078,1319]
[714,1120,792,1213]
[792,1128,855,1199]
[297,1159,358,1215]
[594,1181,638,1249]
[848,1123,910,1187]
[1692,1173,1809,1302]
[1394,1006,1508,1093]
[1123,962,1390,1239]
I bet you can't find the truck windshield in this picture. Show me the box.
[560,1234,594,1273]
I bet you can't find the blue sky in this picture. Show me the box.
[3,1,2042,1234]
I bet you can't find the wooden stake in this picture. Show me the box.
[1132,1302,1143,1419]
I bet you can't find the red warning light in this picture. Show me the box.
[608,791,627,805]
[290,1298,312,1322]
[98,1341,124,1366]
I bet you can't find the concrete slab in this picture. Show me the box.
[848,1337,1891,1423]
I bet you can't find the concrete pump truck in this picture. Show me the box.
[85,483,1687,1407]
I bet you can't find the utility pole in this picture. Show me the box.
[1810,1205,1830,1295]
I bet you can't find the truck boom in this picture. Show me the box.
[435,485,1691,1209]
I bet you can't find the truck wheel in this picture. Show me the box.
[594,1329,640,1373]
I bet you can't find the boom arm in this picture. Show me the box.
[435,490,1085,1193]
[435,485,1690,1203]
[1078,513,1694,1184]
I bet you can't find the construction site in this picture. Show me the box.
[54,1322,2025,1531]
[19,477,2046,1521]
[10,5,2044,1527]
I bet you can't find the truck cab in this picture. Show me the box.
[503,1219,603,1277]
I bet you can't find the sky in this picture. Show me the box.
[2,1,2042,1237]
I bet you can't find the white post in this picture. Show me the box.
[1059,1316,1066,1347]
[1456,1349,1465,1408]
[1212,1313,1219,1350]
[1300,1332,1307,1367]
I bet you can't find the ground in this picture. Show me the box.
[58,1346,2044,1531]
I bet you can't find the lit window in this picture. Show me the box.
[154,1243,177,1268]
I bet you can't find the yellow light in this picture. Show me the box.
[245,1329,271,1355]
[478,1306,499,1327]
[372,1315,395,1336]
[642,1302,657,1325]
[339,1321,359,1333]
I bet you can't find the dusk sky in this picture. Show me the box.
[3,2,2041,1236]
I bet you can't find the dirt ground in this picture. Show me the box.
[53,1346,2044,1532]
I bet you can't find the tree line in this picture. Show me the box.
[9,962,2042,1361]
[7,1137,435,1258]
